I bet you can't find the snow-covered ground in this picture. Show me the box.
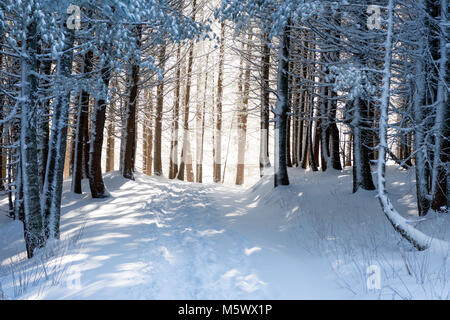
[1,166,449,299]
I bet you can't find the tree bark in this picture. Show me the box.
[169,45,182,179]
[274,19,291,187]
[236,34,251,185]
[259,32,271,177]
[41,26,75,241]
[213,22,225,183]
[177,40,195,182]
[72,50,93,193]
[88,64,111,198]
[106,114,115,172]
[20,20,44,257]
[153,44,166,176]
[122,27,141,180]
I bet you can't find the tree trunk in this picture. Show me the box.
[106,114,115,172]
[88,64,111,198]
[274,19,291,187]
[20,20,44,257]
[37,57,52,188]
[375,0,445,251]
[413,4,431,216]
[143,88,153,176]
[431,0,449,211]
[328,87,342,170]
[169,45,182,179]
[72,50,93,193]
[122,28,141,180]
[196,52,209,183]
[352,97,375,193]
[153,44,166,176]
[41,26,75,241]
[259,32,271,176]
[213,22,225,183]
[177,40,195,182]
[236,35,251,185]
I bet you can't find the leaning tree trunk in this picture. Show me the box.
[376,0,448,252]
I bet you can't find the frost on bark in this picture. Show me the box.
[430,0,449,212]
[37,57,52,188]
[376,0,449,253]
[413,0,432,216]
[20,20,44,257]
[259,32,271,177]
[41,26,75,241]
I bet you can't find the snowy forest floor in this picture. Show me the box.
[1,166,450,300]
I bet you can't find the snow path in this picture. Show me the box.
[23,174,266,299]
[4,167,437,299]
[11,171,346,299]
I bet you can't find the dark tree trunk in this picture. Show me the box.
[72,50,93,194]
[352,98,375,193]
[259,33,271,176]
[153,44,166,177]
[122,29,142,180]
[88,65,112,198]
[274,19,291,187]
